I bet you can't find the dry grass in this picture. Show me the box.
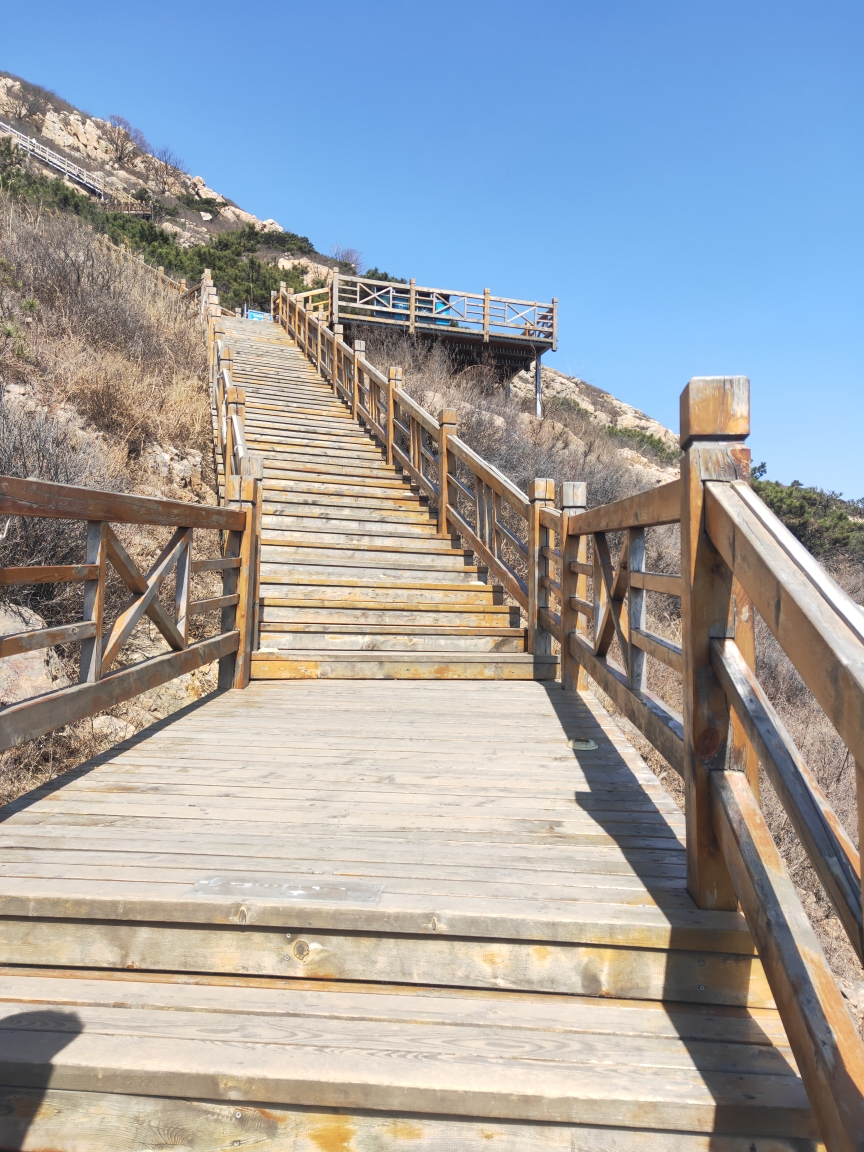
[1,195,209,455]
[0,195,219,805]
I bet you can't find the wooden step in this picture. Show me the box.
[258,630,527,652]
[258,581,498,604]
[260,604,520,626]
[0,970,816,1150]
[262,531,461,550]
[250,650,559,681]
[262,514,439,535]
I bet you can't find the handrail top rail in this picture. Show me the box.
[447,434,530,519]
[718,479,864,647]
[0,475,244,531]
[566,479,682,536]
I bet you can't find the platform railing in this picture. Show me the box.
[281,273,557,348]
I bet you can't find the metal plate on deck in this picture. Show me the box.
[187,875,384,904]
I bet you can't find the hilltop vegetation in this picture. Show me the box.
[0,139,322,310]
[752,463,864,564]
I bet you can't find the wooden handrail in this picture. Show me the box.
[551,374,864,1150]
[277,289,550,634]
[0,473,259,752]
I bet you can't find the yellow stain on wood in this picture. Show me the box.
[309,1114,357,1152]
[383,1119,424,1141]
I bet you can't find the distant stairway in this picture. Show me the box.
[219,318,552,680]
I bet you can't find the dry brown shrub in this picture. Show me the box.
[0,195,220,805]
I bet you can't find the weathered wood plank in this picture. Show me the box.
[0,475,243,530]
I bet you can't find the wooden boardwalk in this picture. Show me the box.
[6,296,864,1147]
[219,318,555,680]
[0,680,815,1148]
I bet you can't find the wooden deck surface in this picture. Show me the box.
[0,680,817,1147]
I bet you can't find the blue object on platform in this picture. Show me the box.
[247,310,271,322]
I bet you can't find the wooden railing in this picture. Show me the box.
[276,287,553,640]
[0,478,259,754]
[0,119,108,198]
[97,234,189,296]
[275,294,864,1149]
[282,274,557,348]
[556,378,864,1151]
[0,271,260,752]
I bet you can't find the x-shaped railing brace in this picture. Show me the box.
[592,531,631,669]
[100,525,191,676]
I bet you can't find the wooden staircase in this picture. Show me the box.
[218,317,556,680]
[0,680,818,1150]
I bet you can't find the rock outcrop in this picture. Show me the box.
[0,605,69,707]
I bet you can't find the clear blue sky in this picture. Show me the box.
[3,1,862,495]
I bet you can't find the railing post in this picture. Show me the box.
[482,287,491,342]
[627,528,647,692]
[332,272,339,326]
[680,375,751,910]
[353,340,365,420]
[386,367,399,465]
[220,476,260,690]
[528,478,555,656]
[437,408,457,537]
[561,481,588,693]
[409,279,417,335]
[332,324,344,395]
[78,522,107,683]
[227,384,245,475]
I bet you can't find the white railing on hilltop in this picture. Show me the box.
[0,119,107,197]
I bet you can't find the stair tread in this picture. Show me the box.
[0,971,811,1137]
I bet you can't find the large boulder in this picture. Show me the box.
[0,604,70,707]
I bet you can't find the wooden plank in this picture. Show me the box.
[5,1088,815,1152]
[630,627,683,673]
[0,475,243,530]
[566,480,681,535]
[190,594,240,616]
[711,768,864,1152]
[711,637,862,961]
[0,563,98,586]
[629,570,682,596]
[0,632,238,753]
[0,620,95,658]
[0,919,766,1004]
[191,556,242,573]
[568,634,685,775]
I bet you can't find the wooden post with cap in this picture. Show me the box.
[560,481,588,693]
[437,409,456,537]
[679,375,752,909]
[528,478,555,656]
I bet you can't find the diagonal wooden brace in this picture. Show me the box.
[101,527,189,673]
[593,531,630,661]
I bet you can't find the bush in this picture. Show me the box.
[751,464,864,563]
